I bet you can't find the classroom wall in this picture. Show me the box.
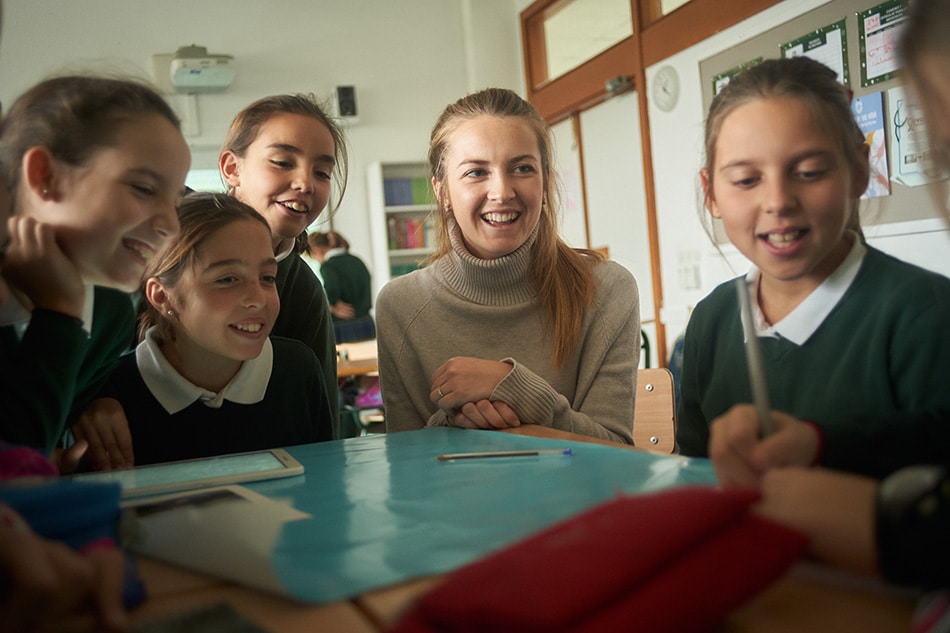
[646,0,950,354]
[0,0,527,277]
[3,0,946,359]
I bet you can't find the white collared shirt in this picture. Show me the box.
[324,247,346,260]
[135,326,273,414]
[745,237,867,346]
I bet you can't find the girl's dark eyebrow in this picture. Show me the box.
[268,143,336,165]
[718,149,835,172]
[205,257,278,271]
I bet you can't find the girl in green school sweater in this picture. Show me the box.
[219,95,348,429]
[676,57,950,480]
[0,75,190,457]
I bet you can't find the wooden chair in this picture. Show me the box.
[633,367,676,454]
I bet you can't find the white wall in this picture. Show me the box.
[646,0,950,354]
[0,0,526,284]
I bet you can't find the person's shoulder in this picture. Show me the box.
[271,336,321,366]
[861,246,950,294]
[692,277,742,319]
[377,267,433,304]
[276,253,327,302]
[593,259,637,286]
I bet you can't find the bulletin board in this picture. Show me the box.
[698,0,943,236]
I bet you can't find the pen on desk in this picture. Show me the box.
[736,277,773,437]
[436,448,573,461]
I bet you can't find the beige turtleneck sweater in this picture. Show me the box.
[376,221,639,444]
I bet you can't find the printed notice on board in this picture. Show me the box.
[859,0,907,87]
[781,20,849,86]
[852,92,890,198]
[711,58,763,97]
[887,86,947,187]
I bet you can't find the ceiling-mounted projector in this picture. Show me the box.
[169,45,235,93]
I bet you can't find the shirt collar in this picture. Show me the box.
[135,326,273,413]
[747,236,866,345]
[325,247,346,259]
[274,238,296,263]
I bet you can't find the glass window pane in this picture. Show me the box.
[543,0,633,81]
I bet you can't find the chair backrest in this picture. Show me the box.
[633,367,676,454]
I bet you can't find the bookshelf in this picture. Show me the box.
[367,161,437,295]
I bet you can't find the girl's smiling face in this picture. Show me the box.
[435,115,543,259]
[704,96,868,296]
[34,114,189,292]
[221,113,336,249]
[163,218,280,365]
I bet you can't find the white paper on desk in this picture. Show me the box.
[122,485,308,596]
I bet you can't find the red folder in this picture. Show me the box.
[391,486,806,633]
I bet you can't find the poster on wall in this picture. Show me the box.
[852,92,890,198]
[887,86,946,187]
[710,58,763,96]
[780,20,850,86]
[858,0,907,87]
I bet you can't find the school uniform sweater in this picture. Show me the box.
[111,334,333,465]
[321,250,376,343]
[376,223,639,444]
[274,251,339,429]
[321,251,373,320]
[677,246,950,478]
[0,287,135,453]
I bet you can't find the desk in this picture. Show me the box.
[130,428,916,631]
[337,340,379,379]
[131,557,377,632]
[337,356,379,379]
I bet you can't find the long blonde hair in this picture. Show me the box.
[427,88,603,367]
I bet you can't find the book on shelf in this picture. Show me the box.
[387,214,433,250]
[384,177,431,206]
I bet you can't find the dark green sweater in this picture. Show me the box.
[0,288,135,453]
[320,252,373,321]
[275,252,339,430]
[677,247,950,478]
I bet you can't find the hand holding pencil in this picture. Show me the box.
[707,279,822,488]
[708,405,823,488]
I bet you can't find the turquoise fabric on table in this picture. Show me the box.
[245,427,717,603]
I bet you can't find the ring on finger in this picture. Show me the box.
[437,387,445,398]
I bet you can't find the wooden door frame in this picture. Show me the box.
[520,0,781,365]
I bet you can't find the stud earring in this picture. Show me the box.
[166,309,175,317]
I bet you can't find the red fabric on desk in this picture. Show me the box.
[390,486,806,633]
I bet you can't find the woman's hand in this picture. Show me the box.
[450,400,521,430]
[4,216,85,318]
[430,357,512,410]
[709,404,820,488]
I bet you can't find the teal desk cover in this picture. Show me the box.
[246,427,717,603]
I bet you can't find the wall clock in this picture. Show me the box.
[652,65,680,112]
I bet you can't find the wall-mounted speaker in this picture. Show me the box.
[336,85,357,118]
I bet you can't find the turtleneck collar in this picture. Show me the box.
[436,216,539,305]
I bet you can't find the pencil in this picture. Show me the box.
[736,277,773,437]
[436,448,573,461]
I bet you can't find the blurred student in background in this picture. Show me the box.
[307,230,376,343]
